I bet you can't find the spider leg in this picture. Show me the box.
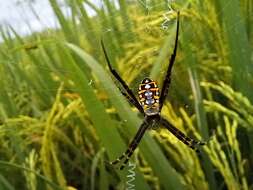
[159,11,180,110]
[101,40,144,114]
[160,117,205,152]
[110,119,149,170]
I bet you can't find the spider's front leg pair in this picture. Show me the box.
[102,11,206,170]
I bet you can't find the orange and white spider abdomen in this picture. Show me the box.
[138,78,160,115]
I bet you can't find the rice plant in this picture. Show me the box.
[0,0,252,189]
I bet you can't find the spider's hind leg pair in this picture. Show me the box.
[101,11,206,170]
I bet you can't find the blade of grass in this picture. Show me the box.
[181,21,217,190]
[118,0,135,41]
[218,0,252,100]
[58,44,150,190]
[0,174,15,190]
[103,0,123,53]
[99,151,109,190]
[6,27,52,105]
[0,77,16,117]
[0,160,64,190]
[91,148,104,190]
[74,0,99,54]
[48,0,78,44]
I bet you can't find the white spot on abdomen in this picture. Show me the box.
[144,84,151,89]
[146,99,155,105]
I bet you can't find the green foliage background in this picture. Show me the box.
[0,0,252,189]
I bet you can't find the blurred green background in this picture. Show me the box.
[0,0,252,189]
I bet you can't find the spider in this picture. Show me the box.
[101,12,205,170]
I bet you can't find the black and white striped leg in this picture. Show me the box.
[110,120,149,170]
[159,11,180,110]
[101,40,144,114]
[160,117,205,152]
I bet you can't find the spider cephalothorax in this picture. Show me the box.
[101,11,206,170]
